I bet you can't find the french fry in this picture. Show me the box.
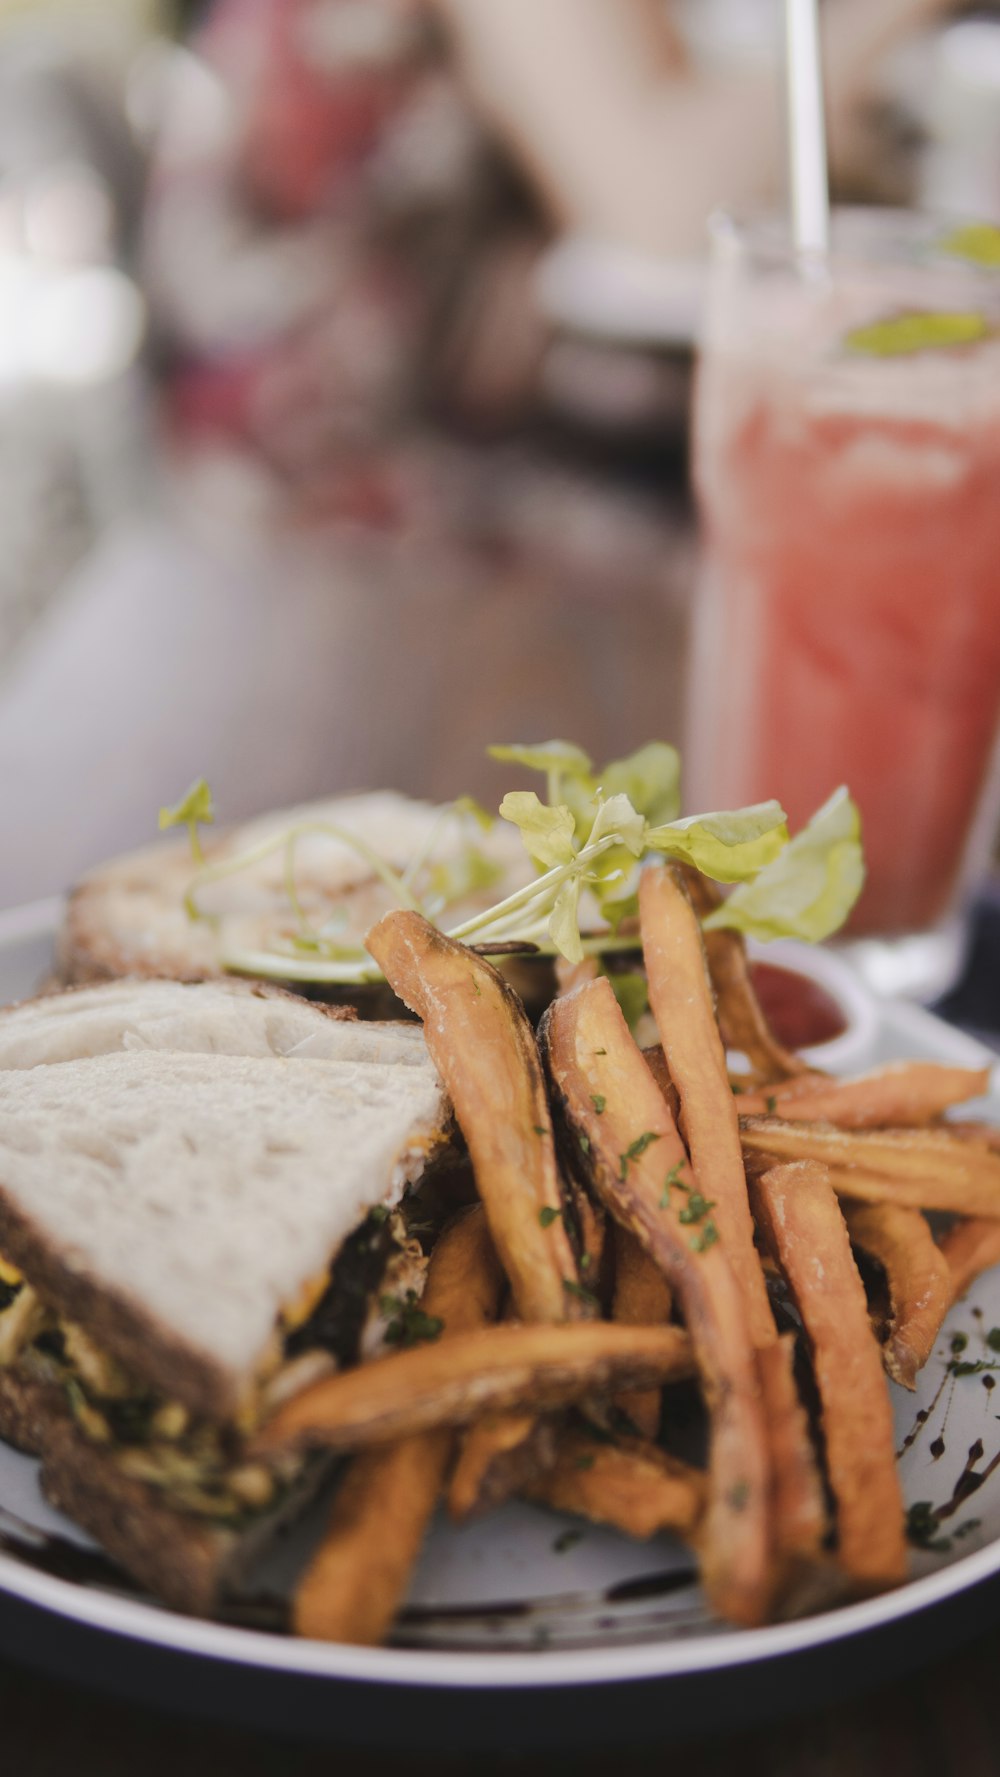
[841,1201,951,1389]
[756,1335,828,1568]
[256,1321,694,1456]
[642,1044,681,1125]
[705,928,813,1083]
[639,865,775,1347]
[740,1119,1000,1218]
[610,1224,673,1439]
[523,1429,706,1541]
[541,977,774,1628]
[448,1167,607,1521]
[749,1163,907,1591]
[939,1216,1000,1304]
[737,1063,991,1128]
[641,869,829,1583]
[448,1412,555,1520]
[676,864,810,1082]
[365,911,586,1324]
[293,1206,502,1645]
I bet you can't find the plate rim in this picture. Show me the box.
[1,899,999,1691]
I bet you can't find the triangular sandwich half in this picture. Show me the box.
[0,979,450,1612]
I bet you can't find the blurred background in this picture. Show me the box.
[0,0,998,906]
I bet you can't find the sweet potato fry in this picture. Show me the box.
[293,1206,502,1645]
[448,1184,608,1520]
[705,928,813,1083]
[541,976,774,1627]
[939,1216,1000,1304]
[841,1201,951,1389]
[749,1163,906,1591]
[642,1044,681,1124]
[641,873,829,1581]
[639,865,775,1347]
[611,1224,673,1439]
[448,1412,556,1520]
[523,1429,706,1541]
[736,1063,991,1128]
[740,1118,1000,1218]
[256,1321,694,1456]
[365,912,585,1323]
[756,1335,828,1568]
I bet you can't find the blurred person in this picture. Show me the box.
[144,0,970,515]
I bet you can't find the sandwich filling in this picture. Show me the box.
[0,1205,430,1526]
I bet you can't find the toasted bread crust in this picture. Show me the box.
[0,1367,332,1614]
[0,1192,241,1420]
[0,1368,233,1611]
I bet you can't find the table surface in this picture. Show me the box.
[4,513,1000,1773]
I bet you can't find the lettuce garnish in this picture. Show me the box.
[163,741,864,983]
[703,787,864,943]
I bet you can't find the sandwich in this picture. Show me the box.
[0,977,451,1612]
[58,790,527,992]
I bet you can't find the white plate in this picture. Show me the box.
[2,904,1000,1741]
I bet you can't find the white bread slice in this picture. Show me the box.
[0,976,428,1071]
[58,790,528,987]
[0,981,449,1419]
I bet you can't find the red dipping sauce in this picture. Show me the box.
[748,961,848,1052]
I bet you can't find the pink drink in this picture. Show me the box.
[688,212,1000,940]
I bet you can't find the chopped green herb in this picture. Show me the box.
[573,1453,596,1472]
[590,1095,607,1115]
[949,1358,1000,1378]
[679,1191,716,1226]
[563,1278,600,1310]
[578,1132,590,1155]
[539,1206,562,1229]
[690,1222,719,1254]
[765,1095,778,1116]
[659,1161,685,1209]
[619,1131,661,1179]
[954,1518,982,1540]
[532,1125,549,1138]
[553,1528,584,1555]
[369,1204,390,1226]
[471,975,482,997]
[593,1048,607,1057]
[987,1328,1000,1353]
[951,1332,969,1355]
[580,1252,592,1272]
[727,1481,750,1513]
[380,1291,444,1349]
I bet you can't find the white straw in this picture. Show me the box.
[784,0,830,258]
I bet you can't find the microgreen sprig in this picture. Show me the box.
[162,737,864,988]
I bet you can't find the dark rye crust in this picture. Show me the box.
[0,980,359,1421]
[0,1192,241,1421]
[0,1368,240,1613]
[0,1368,333,1614]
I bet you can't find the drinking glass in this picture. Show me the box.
[686,208,1000,999]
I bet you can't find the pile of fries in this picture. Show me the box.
[255,862,999,1644]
